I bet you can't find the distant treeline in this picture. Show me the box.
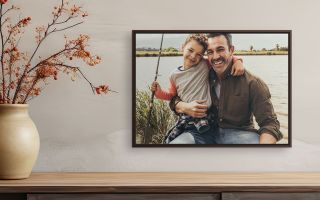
[234,50,288,56]
[136,50,288,57]
[136,47,179,52]
[136,46,288,57]
[136,51,182,57]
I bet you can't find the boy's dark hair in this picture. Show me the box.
[182,34,208,54]
[207,33,233,49]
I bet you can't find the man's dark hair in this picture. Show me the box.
[207,33,232,49]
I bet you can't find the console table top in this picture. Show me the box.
[1,172,320,193]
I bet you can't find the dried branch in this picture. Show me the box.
[22,75,38,103]
[0,0,112,104]
[2,5,15,17]
[55,63,95,94]
[52,21,83,33]
[12,1,79,103]
[0,4,6,102]
[55,16,72,25]
[27,46,77,73]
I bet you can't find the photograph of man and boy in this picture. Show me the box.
[134,31,290,146]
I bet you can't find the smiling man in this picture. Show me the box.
[171,33,283,144]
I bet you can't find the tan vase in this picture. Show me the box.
[0,104,40,179]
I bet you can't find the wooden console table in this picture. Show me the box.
[1,173,320,200]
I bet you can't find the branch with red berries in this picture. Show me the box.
[0,0,116,104]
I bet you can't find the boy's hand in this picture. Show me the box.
[176,100,207,118]
[231,59,245,76]
[151,81,160,92]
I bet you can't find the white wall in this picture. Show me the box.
[9,0,320,171]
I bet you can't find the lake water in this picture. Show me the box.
[136,55,289,138]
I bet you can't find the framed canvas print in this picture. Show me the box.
[132,30,291,147]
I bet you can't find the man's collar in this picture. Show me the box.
[220,60,233,80]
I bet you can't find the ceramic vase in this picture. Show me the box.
[0,104,39,179]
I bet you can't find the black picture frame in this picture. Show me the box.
[132,30,292,147]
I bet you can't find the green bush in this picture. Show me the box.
[135,90,177,144]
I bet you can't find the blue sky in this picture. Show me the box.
[136,33,289,51]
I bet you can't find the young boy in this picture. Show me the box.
[151,34,243,143]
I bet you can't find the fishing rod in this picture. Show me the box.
[144,33,164,144]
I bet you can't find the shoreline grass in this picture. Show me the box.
[136,90,177,144]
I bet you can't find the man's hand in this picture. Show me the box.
[231,59,245,76]
[175,100,207,118]
[259,132,277,144]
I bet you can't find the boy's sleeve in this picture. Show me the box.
[169,95,182,115]
[155,79,177,101]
